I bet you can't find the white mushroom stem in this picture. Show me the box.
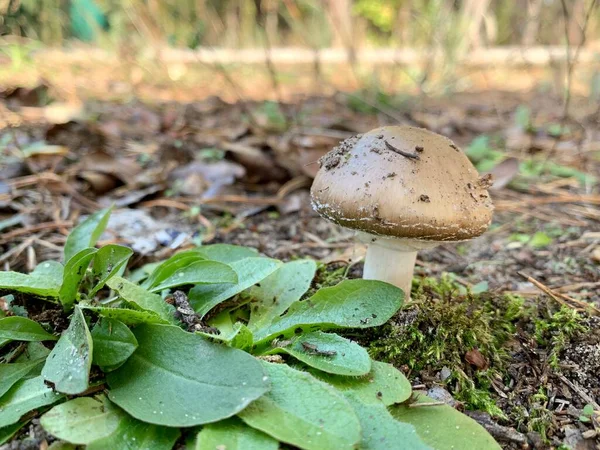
[363,243,417,298]
[358,234,438,300]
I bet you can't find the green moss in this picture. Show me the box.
[533,306,587,369]
[364,274,526,417]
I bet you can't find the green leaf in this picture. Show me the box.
[106,277,175,324]
[254,279,403,344]
[582,404,595,416]
[149,260,238,293]
[32,260,64,281]
[0,420,29,445]
[42,307,92,394]
[89,245,133,296]
[14,342,51,364]
[189,257,282,318]
[247,260,317,331]
[0,376,64,428]
[59,248,98,310]
[0,264,62,300]
[238,362,361,450]
[196,244,259,263]
[41,396,122,445]
[81,305,169,325]
[0,317,57,342]
[142,251,207,289]
[266,331,371,376]
[529,231,553,249]
[87,413,181,450]
[345,393,429,450]
[315,361,412,406]
[514,104,532,131]
[0,359,46,398]
[91,318,138,371]
[392,394,501,450]
[64,207,113,262]
[0,338,10,349]
[195,418,278,450]
[106,323,269,427]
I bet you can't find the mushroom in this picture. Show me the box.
[310,126,494,299]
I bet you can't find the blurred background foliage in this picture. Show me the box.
[1,0,598,49]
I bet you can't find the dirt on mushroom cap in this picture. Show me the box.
[310,126,494,241]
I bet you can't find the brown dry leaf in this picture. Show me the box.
[22,144,69,174]
[592,247,600,263]
[465,349,488,370]
[169,160,246,197]
[487,157,520,191]
[43,101,85,124]
[79,150,142,184]
[79,171,119,195]
[0,82,51,107]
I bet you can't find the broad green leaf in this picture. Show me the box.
[0,262,63,300]
[14,342,51,364]
[345,393,430,450]
[150,260,237,293]
[189,257,282,318]
[238,362,361,450]
[314,361,412,406]
[196,244,259,263]
[195,418,278,450]
[80,305,168,325]
[41,396,122,445]
[64,207,113,262]
[392,394,501,450]
[195,321,251,348]
[254,280,403,343]
[106,277,175,324]
[0,420,28,445]
[0,317,57,342]
[0,359,45,398]
[106,324,269,427]
[248,259,317,331]
[0,338,11,349]
[87,413,180,450]
[0,376,64,428]
[32,260,64,281]
[89,245,133,296]
[59,248,98,309]
[91,318,138,371]
[266,331,370,376]
[142,251,207,289]
[42,307,92,394]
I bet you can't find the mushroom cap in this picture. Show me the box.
[310,126,494,242]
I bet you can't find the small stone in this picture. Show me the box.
[439,367,452,381]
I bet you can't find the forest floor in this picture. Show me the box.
[1,60,599,449]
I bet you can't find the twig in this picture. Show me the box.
[518,272,600,316]
[556,373,600,410]
[0,221,73,244]
[385,140,420,160]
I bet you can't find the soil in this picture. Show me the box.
[1,74,599,449]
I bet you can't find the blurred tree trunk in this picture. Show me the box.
[567,0,586,46]
[461,0,492,48]
[327,0,352,47]
[522,0,543,46]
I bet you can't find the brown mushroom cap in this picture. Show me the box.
[310,126,494,242]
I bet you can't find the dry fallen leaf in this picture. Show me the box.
[465,349,488,370]
[487,157,520,191]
